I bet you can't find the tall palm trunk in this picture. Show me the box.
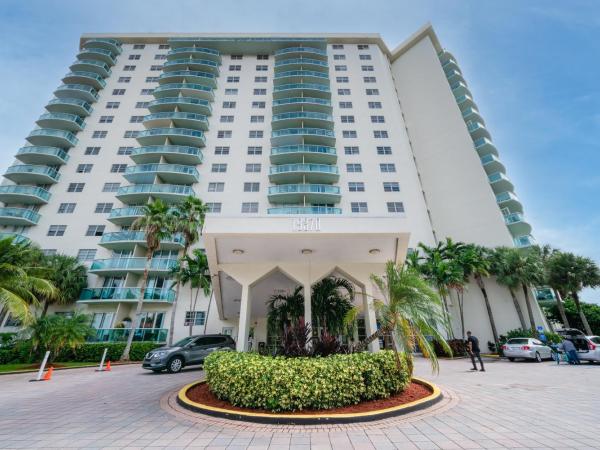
[440,292,455,339]
[41,299,50,318]
[572,292,592,335]
[203,289,214,335]
[553,289,570,328]
[521,284,537,333]
[188,283,194,336]
[475,275,499,352]
[168,244,189,346]
[454,289,466,340]
[509,287,527,330]
[354,325,390,352]
[122,253,152,361]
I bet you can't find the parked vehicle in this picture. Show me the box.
[502,338,552,362]
[557,328,600,363]
[142,334,235,373]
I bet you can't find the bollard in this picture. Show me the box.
[29,351,50,382]
[96,348,108,372]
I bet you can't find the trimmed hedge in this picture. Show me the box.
[204,350,411,412]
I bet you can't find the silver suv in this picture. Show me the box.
[142,334,235,373]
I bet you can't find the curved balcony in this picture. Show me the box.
[268,184,341,203]
[271,128,335,146]
[70,59,111,78]
[136,127,205,147]
[514,235,535,248]
[46,98,93,117]
[268,206,341,215]
[0,207,40,226]
[451,81,470,98]
[116,184,195,203]
[129,145,203,165]
[0,232,30,244]
[143,112,208,131]
[274,70,329,84]
[54,84,99,103]
[462,106,483,122]
[4,165,60,184]
[163,58,220,74]
[88,257,178,276]
[78,287,175,304]
[152,83,214,101]
[467,120,490,140]
[274,58,329,71]
[274,47,328,59]
[108,206,145,226]
[16,146,69,165]
[26,129,78,148]
[36,113,85,132]
[273,83,331,99]
[272,96,332,113]
[480,153,505,174]
[455,94,475,110]
[270,145,337,164]
[445,68,465,84]
[269,163,339,183]
[77,48,116,66]
[167,47,221,62]
[474,137,498,157]
[62,71,106,90]
[0,185,51,204]
[441,56,459,72]
[488,172,514,193]
[496,191,523,213]
[124,163,199,184]
[99,231,185,251]
[271,111,334,130]
[148,97,211,115]
[158,70,217,87]
[82,38,122,55]
[504,213,532,237]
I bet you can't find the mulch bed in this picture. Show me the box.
[186,381,432,415]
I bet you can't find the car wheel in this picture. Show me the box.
[167,356,184,373]
[535,352,542,363]
[508,357,515,362]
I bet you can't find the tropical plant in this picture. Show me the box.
[121,199,174,361]
[311,277,354,336]
[278,319,312,357]
[267,285,304,337]
[39,254,88,317]
[532,245,569,328]
[28,312,93,362]
[491,247,528,330]
[543,299,600,335]
[180,249,212,336]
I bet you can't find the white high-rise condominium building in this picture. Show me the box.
[0,24,547,350]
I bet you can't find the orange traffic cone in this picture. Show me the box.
[43,366,53,381]
[105,361,111,371]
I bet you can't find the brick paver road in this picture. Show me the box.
[0,357,598,449]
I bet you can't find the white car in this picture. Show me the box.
[502,338,552,362]
[557,329,600,363]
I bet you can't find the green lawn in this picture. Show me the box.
[0,361,97,373]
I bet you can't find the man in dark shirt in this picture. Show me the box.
[467,331,485,372]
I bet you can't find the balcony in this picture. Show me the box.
[77,47,117,66]
[504,213,532,237]
[79,287,175,304]
[36,113,85,132]
[274,47,328,59]
[0,207,40,226]
[143,112,208,131]
[108,206,145,225]
[0,232,30,244]
[274,70,329,83]
[70,59,111,78]
[148,97,211,115]
[268,206,341,215]
[488,172,514,193]
[26,128,78,148]
[163,58,220,74]
[158,70,217,87]
[473,137,498,157]
[268,184,341,203]
[273,83,331,99]
[269,163,339,183]
[450,81,470,98]
[16,146,69,165]
[466,120,490,140]
[274,58,329,71]
[167,47,221,62]
[4,165,60,184]
[441,57,459,72]
[461,106,482,122]
[271,127,335,146]
[271,111,334,130]
[99,231,185,251]
[62,71,106,90]
[82,38,122,55]
[445,68,464,83]
[272,96,332,113]
[136,127,205,147]
[124,163,199,184]
[88,328,167,343]
[270,144,337,164]
[116,184,195,203]
[455,94,475,110]
[89,257,178,275]
[496,191,523,212]
[46,98,93,117]
[0,185,51,204]
[480,153,505,174]
[514,235,536,248]
[152,83,214,101]
[129,145,203,165]
[54,84,99,103]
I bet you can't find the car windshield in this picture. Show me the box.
[173,337,196,347]
[507,338,529,344]
[590,337,600,344]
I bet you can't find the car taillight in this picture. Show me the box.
[521,345,531,350]
[589,343,596,351]
[501,345,508,350]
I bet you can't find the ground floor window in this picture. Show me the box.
[91,312,115,329]
[137,312,164,329]
[184,311,206,326]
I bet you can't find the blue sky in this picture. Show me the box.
[1,0,599,300]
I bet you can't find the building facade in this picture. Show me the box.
[0,25,546,349]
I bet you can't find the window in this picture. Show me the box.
[217,130,232,138]
[226,76,240,82]
[253,88,267,95]
[351,202,368,213]
[231,55,243,60]
[92,131,107,138]
[85,146,100,155]
[140,89,153,95]
[248,130,263,138]
[102,183,120,192]
[58,203,76,214]
[158,44,170,49]
[123,65,136,71]
[366,88,380,95]
[86,225,105,237]
[47,225,67,237]
[368,101,382,109]
[244,182,260,192]
[117,76,131,83]
[150,65,163,71]
[106,102,120,109]
[336,76,349,83]
[359,54,372,60]
[341,115,355,123]
[373,130,389,138]
[99,115,114,123]
[332,44,344,49]
[377,146,392,155]
[346,163,362,173]
[387,202,405,213]
[130,116,144,123]
[133,44,145,49]
[361,65,374,72]
[67,183,85,192]
[342,130,357,138]
[250,115,264,123]
[241,202,259,213]
[222,101,236,108]
[117,146,134,155]
[348,182,365,192]
[224,88,238,95]
[95,203,113,213]
[112,89,126,95]
[145,76,159,83]
[337,88,351,95]
[245,163,261,173]
[184,311,206,326]
[229,65,241,71]
[371,115,385,123]
[211,163,227,173]
[383,182,400,192]
[256,65,268,71]
[333,54,346,60]
[208,182,225,192]
[363,76,376,83]
[77,249,97,261]
[111,164,127,173]
[135,101,149,108]
[254,76,267,82]
[154,54,167,60]
[344,146,359,155]
[247,146,262,155]
[252,101,266,108]
[257,54,269,60]
[380,163,396,173]
[128,54,141,60]
[339,101,353,108]
[214,146,230,155]
[123,131,139,138]
[220,115,234,123]
[358,44,370,50]
[76,164,93,173]
[334,65,347,71]
[206,202,222,213]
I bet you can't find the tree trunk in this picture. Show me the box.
[521,284,537,334]
[553,289,570,328]
[188,284,194,336]
[121,254,152,361]
[572,292,592,335]
[455,289,466,340]
[440,292,455,340]
[354,325,390,352]
[475,275,500,352]
[203,289,214,335]
[41,299,50,318]
[169,244,189,346]
[509,288,527,330]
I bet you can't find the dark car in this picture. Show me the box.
[142,334,235,373]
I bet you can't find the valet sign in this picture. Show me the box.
[292,217,321,232]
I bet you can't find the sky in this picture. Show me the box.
[0,0,599,301]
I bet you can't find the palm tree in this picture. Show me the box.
[121,199,173,361]
[168,196,207,345]
[29,312,93,362]
[311,277,354,336]
[183,249,212,336]
[491,247,527,330]
[267,285,305,338]
[532,245,569,328]
[39,254,88,317]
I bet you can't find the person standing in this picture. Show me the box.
[467,331,485,371]
[561,338,580,365]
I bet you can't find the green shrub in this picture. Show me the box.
[204,350,411,412]
[543,299,600,335]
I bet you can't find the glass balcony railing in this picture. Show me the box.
[268,206,341,215]
[473,137,497,156]
[158,70,217,87]
[143,112,208,130]
[270,144,337,164]
[70,59,112,77]
[274,70,329,81]
[0,232,30,244]
[108,206,146,222]
[136,127,205,147]
[100,231,184,248]
[455,94,474,107]
[271,144,336,157]
[89,257,178,273]
[77,47,117,65]
[0,207,41,225]
[152,83,213,99]
[270,163,338,175]
[4,165,61,183]
[272,111,333,123]
[268,184,341,203]
[273,83,331,96]
[148,97,212,114]
[36,113,86,132]
[272,96,332,110]
[163,58,220,73]
[514,235,536,248]
[54,84,99,103]
[274,47,328,58]
[89,328,167,343]
[0,185,51,203]
[82,38,122,55]
[27,129,78,148]
[130,145,203,165]
[116,184,195,202]
[16,146,69,165]
[124,163,199,184]
[274,58,329,69]
[167,47,221,62]
[496,191,520,204]
[504,212,525,225]
[46,98,93,116]
[62,71,106,89]
[79,287,175,302]
[271,128,335,145]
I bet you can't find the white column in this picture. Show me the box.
[303,283,312,329]
[363,285,380,353]
[236,283,251,352]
